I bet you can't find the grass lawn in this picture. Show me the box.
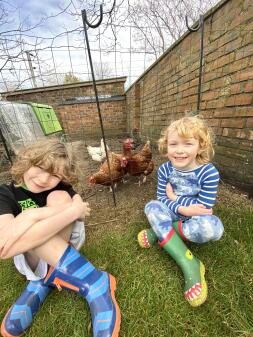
[0,183,252,337]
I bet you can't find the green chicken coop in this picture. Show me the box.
[27,102,62,135]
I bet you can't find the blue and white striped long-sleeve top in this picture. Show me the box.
[157,161,220,214]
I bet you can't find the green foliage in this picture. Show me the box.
[0,205,252,337]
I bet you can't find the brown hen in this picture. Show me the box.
[88,151,127,190]
[124,139,154,185]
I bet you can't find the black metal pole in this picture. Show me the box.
[81,9,117,206]
[186,15,204,112]
[197,15,204,111]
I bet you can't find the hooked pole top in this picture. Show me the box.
[81,0,116,29]
[185,14,204,32]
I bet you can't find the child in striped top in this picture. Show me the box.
[138,116,224,307]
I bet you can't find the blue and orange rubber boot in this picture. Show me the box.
[44,245,121,337]
[1,279,53,337]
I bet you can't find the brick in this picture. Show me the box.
[217,30,241,49]
[246,118,253,128]
[216,145,249,160]
[234,107,253,117]
[235,45,253,60]
[225,93,252,106]
[242,31,253,46]
[203,72,222,83]
[225,37,243,54]
[242,0,253,10]
[226,58,249,73]
[213,108,234,118]
[212,127,223,136]
[202,90,220,101]
[206,98,226,109]
[218,137,246,150]
[233,69,253,82]
[244,82,253,92]
[230,83,242,94]
[239,129,253,140]
[210,78,226,90]
[206,119,220,127]
[221,118,245,128]
[222,128,245,138]
[217,53,235,69]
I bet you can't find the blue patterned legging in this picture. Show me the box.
[145,200,224,243]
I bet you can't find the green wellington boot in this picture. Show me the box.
[159,228,207,307]
[137,228,157,248]
[137,220,187,248]
[172,220,188,241]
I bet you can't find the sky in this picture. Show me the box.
[0,0,220,91]
[7,0,78,35]
[1,0,149,90]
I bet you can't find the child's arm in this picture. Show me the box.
[166,183,213,216]
[166,165,219,209]
[178,204,213,217]
[176,166,219,209]
[0,201,74,252]
[0,195,90,259]
[158,164,213,217]
[166,183,177,201]
[157,165,182,213]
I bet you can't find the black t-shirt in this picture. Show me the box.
[0,181,76,217]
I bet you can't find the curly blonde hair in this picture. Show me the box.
[158,116,215,164]
[11,138,79,186]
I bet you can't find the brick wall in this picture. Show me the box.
[58,99,126,139]
[1,0,252,193]
[3,77,127,139]
[125,0,253,194]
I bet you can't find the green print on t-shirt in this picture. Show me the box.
[18,198,39,211]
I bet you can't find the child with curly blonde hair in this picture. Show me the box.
[138,116,224,307]
[0,138,120,337]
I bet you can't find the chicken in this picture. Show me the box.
[124,139,154,185]
[88,152,127,191]
[87,138,109,162]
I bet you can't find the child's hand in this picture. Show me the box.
[178,204,213,217]
[166,183,177,201]
[72,194,91,219]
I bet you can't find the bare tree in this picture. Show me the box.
[93,61,114,79]
[0,0,221,91]
[125,0,220,59]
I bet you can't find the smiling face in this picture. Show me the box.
[167,131,200,171]
[23,165,63,193]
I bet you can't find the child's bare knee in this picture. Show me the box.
[46,190,72,206]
